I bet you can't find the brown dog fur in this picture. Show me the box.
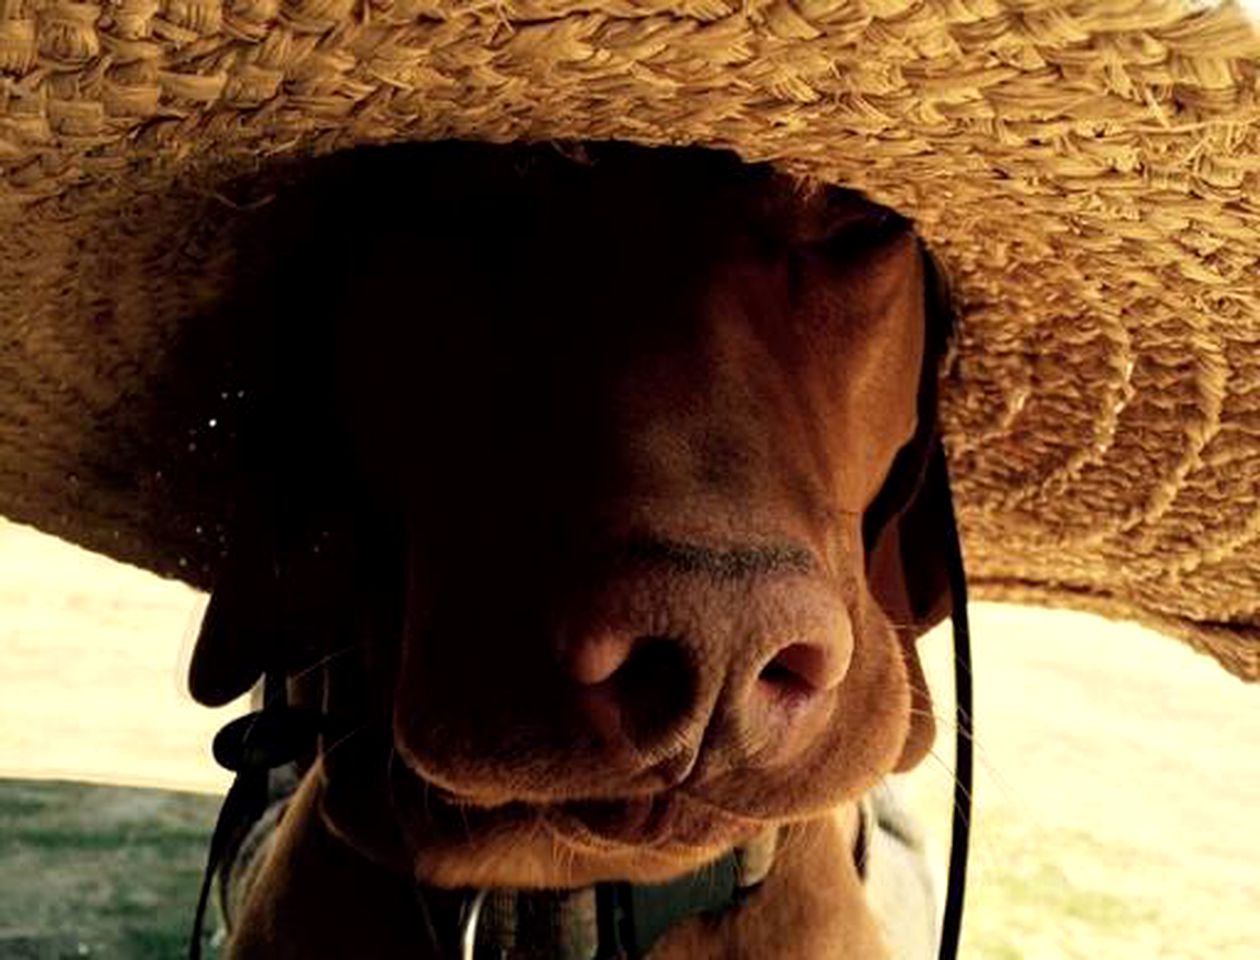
[191,144,949,958]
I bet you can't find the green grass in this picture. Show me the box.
[0,779,221,959]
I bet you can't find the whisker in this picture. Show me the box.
[562,826,578,887]
[319,720,374,761]
[774,819,811,863]
[894,760,1019,875]
[904,705,981,745]
[675,790,777,827]
[917,748,977,814]
[385,743,408,825]
[457,795,473,845]
[904,704,1015,812]
[253,643,360,713]
[901,676,1016,809]
[285,644,360,688]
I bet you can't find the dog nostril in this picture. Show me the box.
[571,635,696,746]
[614,637,696,743]
[758,642,833,698]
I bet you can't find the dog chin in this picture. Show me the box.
[409,809,748,890]
[316,753,758,889]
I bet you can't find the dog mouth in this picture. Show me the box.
[553,790,771,858]
[422,777,750,852]
[553,794,679,847]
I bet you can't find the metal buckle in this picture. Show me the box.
[459,888,490,960]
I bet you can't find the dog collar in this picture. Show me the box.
[415,827,779,960]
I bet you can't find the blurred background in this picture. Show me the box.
[1,515,1257,958]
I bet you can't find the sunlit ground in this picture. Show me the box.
[1,517,1257,958]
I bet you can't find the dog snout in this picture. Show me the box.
[558,556,855,776]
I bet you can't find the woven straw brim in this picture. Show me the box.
[1,1,1259,681]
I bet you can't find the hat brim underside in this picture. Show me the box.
[1,3,1259,681]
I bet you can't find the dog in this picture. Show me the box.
[187,143,954,959]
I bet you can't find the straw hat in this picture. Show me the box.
[2,0,1258,681]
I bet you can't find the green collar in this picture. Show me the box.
[416,828,780,960]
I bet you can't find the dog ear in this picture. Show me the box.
[188,490,399,713]
[863,243,955,772]
[188,523,280,707]
[188,505,344,708]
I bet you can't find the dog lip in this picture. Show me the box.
[392,759,753,853]
[641,749,699,789]
[395,765,521,811]
[562,794,672,843]
[420,772,680,838]
[427,784,489,807]
[553,789,746,849]
[425,783,528,811]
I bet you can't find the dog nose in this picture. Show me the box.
[559,569,853,765]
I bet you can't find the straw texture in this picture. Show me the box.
[1,0,1259,680]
